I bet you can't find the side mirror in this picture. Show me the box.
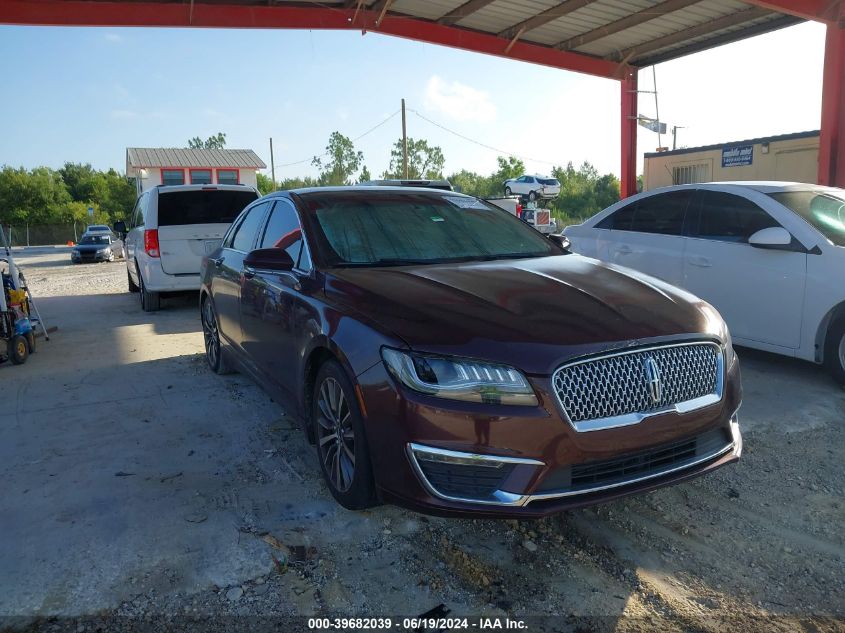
[748,227,793,250]
[244,247,294,271]
[548,233,571,251]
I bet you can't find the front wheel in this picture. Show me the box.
[313,361,378,510]
[824,318,845,384]
[528,190,538,202]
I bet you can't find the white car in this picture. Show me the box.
[84,224,112,235]
[503,175,561,201]
[564,182,845,382]
[119,184,259,311]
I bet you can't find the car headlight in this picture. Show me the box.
[381,348,537,406]
[97,248,111,254]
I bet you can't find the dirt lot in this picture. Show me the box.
[1,248,843,632]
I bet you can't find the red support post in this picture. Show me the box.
[819,19,845,187]
[620,68,638,199]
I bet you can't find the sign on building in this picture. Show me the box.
[722,145,753,167]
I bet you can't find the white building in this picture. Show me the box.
[126,147,267,194]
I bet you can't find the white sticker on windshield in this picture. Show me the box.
[444,196,489,210]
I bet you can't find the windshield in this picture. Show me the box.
[80,235,110,245]
[304,192,560,267]
[86,225,109,232]
[157,190,258,226]
[769,190,845,246]
[539,178,559,186]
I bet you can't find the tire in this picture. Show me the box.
[127,268,139,293]
[505,187,512,196]
[528,190,538,202]
[201,296,233,375]
[138,268,160,312]
[9,335,28,365]
[824,317,845,384]
[312,360,378,510]
[26,331,36,354]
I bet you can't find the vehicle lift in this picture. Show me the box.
[0,227,49,365]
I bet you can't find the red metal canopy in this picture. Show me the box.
[1,0,842,195]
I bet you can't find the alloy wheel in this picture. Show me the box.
[316,377,355,492]
[202,299,220,370]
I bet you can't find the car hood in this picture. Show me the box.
[325,255,721,374]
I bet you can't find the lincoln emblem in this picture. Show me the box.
[644,357,662,404]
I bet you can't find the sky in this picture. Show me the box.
[0,19,828,181]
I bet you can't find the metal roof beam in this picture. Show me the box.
[633,13,802,66]
[438,0,498,26]
[610,6,769,62]
[497,0,596,38]
[558,0,704,51]
[741,0,839,23]
[0,0,626,79]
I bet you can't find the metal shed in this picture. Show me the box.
[2,0,842,197]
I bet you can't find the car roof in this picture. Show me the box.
[647,181,844,194]
[285,185,472,197]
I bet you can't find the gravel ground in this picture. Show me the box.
[2,249,843,633]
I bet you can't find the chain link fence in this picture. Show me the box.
[3,224,85,247]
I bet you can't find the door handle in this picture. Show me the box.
[688,256,712,268]
[242,266,256,279]
[212,257,224,268]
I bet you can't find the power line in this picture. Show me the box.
[407,108,558,166]
[276,109,401,168]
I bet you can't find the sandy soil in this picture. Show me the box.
[1,249,842,632]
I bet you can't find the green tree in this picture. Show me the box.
[188,132,227,150]
[312,132,363,186]
[256,173,275,195]
[493,156,525,185]
[386,138,445,180]
[546,161,619,224]
[359,165,372,183]
[0,166,71,225]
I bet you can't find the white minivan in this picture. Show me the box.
[120,184,259,311]
[564,182,845,382]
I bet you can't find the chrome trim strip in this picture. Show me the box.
[552,341,724,433]
[406,444,538,507]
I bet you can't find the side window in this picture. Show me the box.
[129,197,142,229]
[693,191,780,243]
[597,201,636,230]
[260,199,311,271]
[629,191,692,235]
[231,202,270,252]
[133,193,148,228]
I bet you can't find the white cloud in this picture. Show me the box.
[104,33,122,43]
[424,75,496,123]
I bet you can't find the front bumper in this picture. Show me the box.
[357,355,742,518]
[71,250,111,263]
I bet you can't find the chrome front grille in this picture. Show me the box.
[552,343,723,432]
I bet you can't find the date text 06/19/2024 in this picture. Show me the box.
[307,617,529,630]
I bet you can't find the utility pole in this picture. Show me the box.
[652,66,662,150]
[269,137,276,191]
[672,126,685,151]
[401,98,408,179]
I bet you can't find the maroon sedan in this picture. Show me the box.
[199,187,742,518]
